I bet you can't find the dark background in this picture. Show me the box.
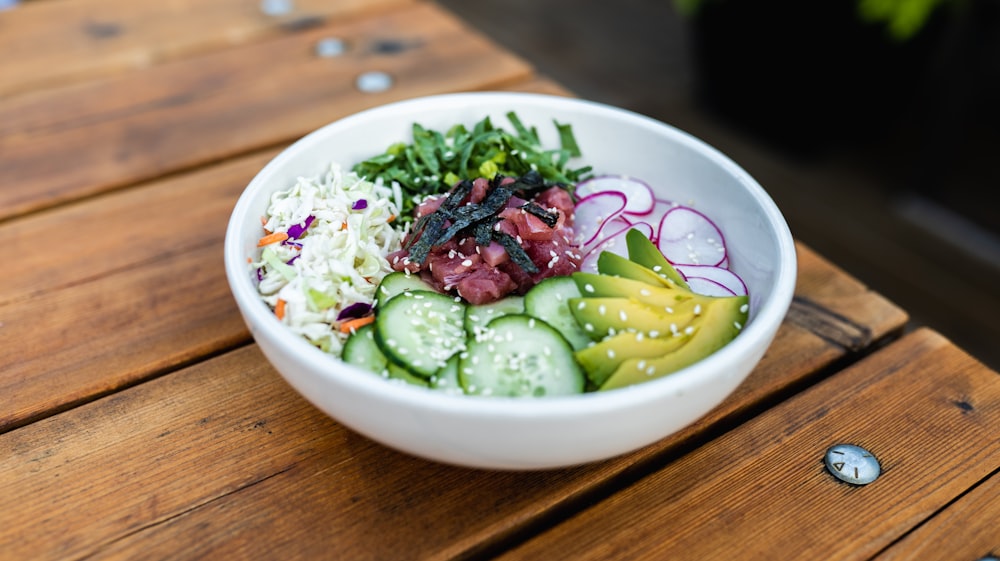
[437,0,1000,370]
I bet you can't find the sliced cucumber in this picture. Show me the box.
[387,364,430,388]
[459,314,585,397]
[343,324,427,387]
[429,354,464,394]
[463,295,525,334]
[374,271,436,308]
[523,275,591,351]
[342,324,387,373]
[374,290,467,378]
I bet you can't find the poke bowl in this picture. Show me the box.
[223,92,797,470]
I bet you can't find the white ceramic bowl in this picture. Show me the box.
[224,92,797,470]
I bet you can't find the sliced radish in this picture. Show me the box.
[573,190,627,247]
[634,198,678,242]
[674,264,748,296]
[657,206,728,266]
[576,175,655,216]
[578,220,653,273]
[585,219,652,256]
[683,276,738,297]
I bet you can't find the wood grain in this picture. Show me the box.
[1,329,975,561]
[0,2,533,221]
[875,469,1000,560]
[496,329,1000,561]
[0,248,909,560]
[0,0,413,99]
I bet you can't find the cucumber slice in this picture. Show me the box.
[342,324,388,373]
[459,314,585,397]
[343,324,428,387]
[463,295,525,334]
[429,354,464,394]
[374,290,467,378]
[387,364,430,388]
[523,276,591,351]
[374,271,436,308]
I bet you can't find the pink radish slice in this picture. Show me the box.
[657,206,728,266]
[576,175,655,216]
[582,219,643,259]
[683,276,738,297]
[573,190,628,247]
[674,264,748,296]
[633,198,677,241]
[578,221,653,273]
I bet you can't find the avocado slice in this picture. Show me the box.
[572,271,700,310]
[568,296,699,340]
[624,228,689,289]
[596,251,681,289]
[575,330,692,387]
[599,293,749,391]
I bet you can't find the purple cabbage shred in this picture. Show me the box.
[352,199,368,210]
[286,215,315,239]
[336,302,372,321]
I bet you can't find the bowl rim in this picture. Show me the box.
[224,91,798,418]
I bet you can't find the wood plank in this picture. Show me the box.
[495,329,1000,560]
[0,74,568,307]
[0,0,413,99]
[874,470,1000,560]
[0,1,534,221]
[0,242,251,431]
[0,259,908,559]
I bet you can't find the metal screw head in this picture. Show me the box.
[260,0,293,17]
[825,444,880,485]
[355,71,393,93]
[315,38,346,58]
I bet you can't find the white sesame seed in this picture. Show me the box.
[619,310,628,321]
[598,305,607,316]
[740,304,749,313]
[734,321,743,330]
[584,323,594,332]
[607,349,616,359]
[584,283,595,293]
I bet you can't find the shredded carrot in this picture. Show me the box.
[257,231,289,247]
[340,221,348,230]
[339,315,375,334]
[275,299,287,320]
[387,214,396,223]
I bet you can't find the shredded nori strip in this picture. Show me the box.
[401,172,563,274]
[474,219,497,247]
[519,201,559,228]
[493,231,539,274]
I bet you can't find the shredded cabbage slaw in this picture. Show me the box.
[253,163,404,354]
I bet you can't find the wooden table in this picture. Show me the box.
[2,1,998,559]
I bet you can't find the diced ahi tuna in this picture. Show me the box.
[389,174,582,304]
